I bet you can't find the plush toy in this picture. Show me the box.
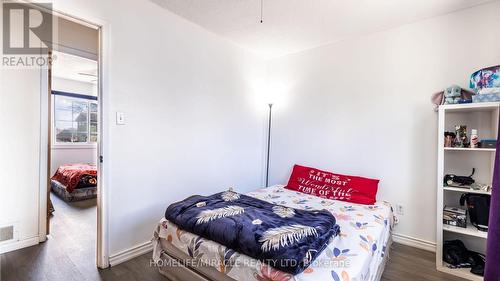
[444,85,462,104]
[431,86,475,110]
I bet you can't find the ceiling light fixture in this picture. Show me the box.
[260,0,263,23]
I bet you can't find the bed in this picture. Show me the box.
[152,185,393,281]
[50,163,98,202]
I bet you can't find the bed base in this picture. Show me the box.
[374,235,393,281]
[156,238,234,281]
[155,235,393,281]
[51,180,97,202]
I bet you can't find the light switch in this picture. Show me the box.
[116,112,126,125]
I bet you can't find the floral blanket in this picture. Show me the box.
[51,164,97,193]
[164,190,340,274]
[153,185,393,281]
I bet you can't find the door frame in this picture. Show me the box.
[37,4,110,268]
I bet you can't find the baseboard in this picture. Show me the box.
[0,236,39,254]
[392,233,436,252]
[109,241,153,266]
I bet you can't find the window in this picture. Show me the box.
[53,94,98,144]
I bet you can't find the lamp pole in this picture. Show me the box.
[265,103,273,187]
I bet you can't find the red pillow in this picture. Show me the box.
[285,164,379,205]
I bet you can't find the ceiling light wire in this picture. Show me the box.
[260,0,263,23]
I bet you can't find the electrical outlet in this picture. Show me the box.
[395,204,404,215]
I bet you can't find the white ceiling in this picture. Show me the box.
[152,0,495,58]
[52,51,98,84]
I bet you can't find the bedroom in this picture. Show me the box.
[1,0,500,281]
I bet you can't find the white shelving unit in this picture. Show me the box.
[437,102,499,281]
[443,186,491,196]
[442,223,488,239]
[444,147,496,152]
[440,264,484,281]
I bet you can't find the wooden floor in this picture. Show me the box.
[0,194,101,281]
[1,197,469,281]
[381,243,467,281]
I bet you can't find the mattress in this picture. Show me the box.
[51,163,97,193]
[153,185,393,281]
[51,179,97,202]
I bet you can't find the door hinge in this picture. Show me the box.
[100,155,103,163]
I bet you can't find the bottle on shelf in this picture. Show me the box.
[470,129,479,148]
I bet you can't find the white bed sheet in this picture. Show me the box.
[153,185,393,281]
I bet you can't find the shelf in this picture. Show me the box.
[438,101,494,281]
[438,263,483,281]
[440,102,500,113]
[444,147,496,152]
[443,186,491,195]
[443,223,487,239]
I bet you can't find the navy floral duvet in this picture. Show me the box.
[164,190,340,274]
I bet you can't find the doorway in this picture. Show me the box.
[48,49,99,266]
[40,10,106,270]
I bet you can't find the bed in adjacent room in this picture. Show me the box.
[152,183,393,281]
[51,163,98,202]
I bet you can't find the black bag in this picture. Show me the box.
[444,168,475,187]
[460,193,491,231]
[443,240,485,277]
[468,252,486,276]
[443,240,469,266]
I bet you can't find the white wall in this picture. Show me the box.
[54,16,99,60]
[4,0,499,259]
[51,147,98,175]
[0,2,44,252]
[52,0,267,256]
[1,0,266,256]
[266,1,500,244]
[0,69,42,250]
[52,77,97,97]
[0,3,100,253]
